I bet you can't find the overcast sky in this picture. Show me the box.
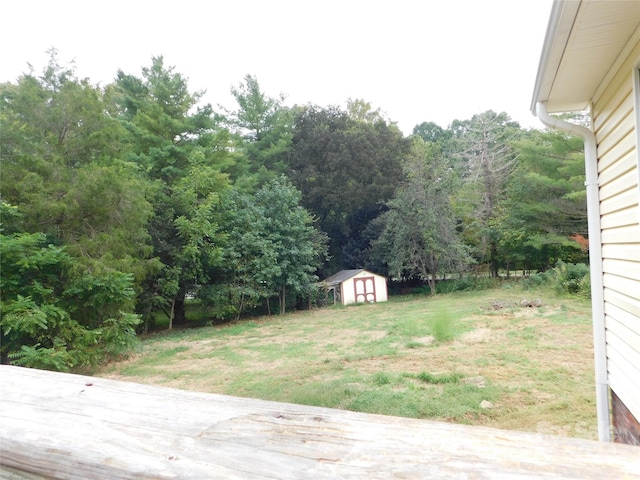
[1,0,554,135]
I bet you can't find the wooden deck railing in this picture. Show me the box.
[1,365,638,479]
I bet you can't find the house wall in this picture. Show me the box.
[341,271,388,305]
[591,30,640,444]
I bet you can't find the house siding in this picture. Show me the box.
[592,33,640,440]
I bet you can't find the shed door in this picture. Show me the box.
[354,276,376,303]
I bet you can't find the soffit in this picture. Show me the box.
[532,0,640,114]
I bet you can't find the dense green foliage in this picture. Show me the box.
[287,103,411,274]
[210,177,328,318]
[374,138,472,294]
[0,203,139,370]
[522,262,591,299]
[0,52,589,370]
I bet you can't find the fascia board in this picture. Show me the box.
[530,0,583,115]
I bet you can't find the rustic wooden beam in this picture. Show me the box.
[1,365,638,479]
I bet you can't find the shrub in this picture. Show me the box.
[521,272,550,290]
[1,231,140,371]
[552,262,590,297]
[435,276,499,294]
[577,271,591,299]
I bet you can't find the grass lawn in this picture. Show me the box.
[96,283,598,440]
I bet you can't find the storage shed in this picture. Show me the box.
[320,269,388,305]
[531,0,640,445]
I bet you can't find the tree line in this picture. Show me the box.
[0,52,588,370]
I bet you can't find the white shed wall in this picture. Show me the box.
[341,271,387,305]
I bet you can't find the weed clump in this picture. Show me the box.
[431,307,456,342]
[409,371,463,384]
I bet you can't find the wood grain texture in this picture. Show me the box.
[1,365,639,479]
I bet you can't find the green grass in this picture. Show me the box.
[97,283,598,439]
[246,369,503,422]
[410,371,464,384]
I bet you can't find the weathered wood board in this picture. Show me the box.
[1,365,638,479]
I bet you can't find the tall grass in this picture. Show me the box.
[430,307,456,342]
[410,371,463,384]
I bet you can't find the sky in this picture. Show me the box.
[1,0,554,135]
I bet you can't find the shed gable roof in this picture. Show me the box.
[320,269,367,286]
[531,0,640,114]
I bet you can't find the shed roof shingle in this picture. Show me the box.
[320,269,366,286]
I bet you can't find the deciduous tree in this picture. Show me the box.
[374,139,471,293]
[288,105,410,273]
[207,178,327,317]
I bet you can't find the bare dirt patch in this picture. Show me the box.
[458,327,493,344]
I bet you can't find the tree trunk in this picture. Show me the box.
[429,252,437,295]
[428,277,436,296]
[173,299,186,325]
[490,242,499,277]
[144,304,153,335]
[280,285,286,315]
[172,289,187,326]
[168,298,175,330]
[236,293,245,322]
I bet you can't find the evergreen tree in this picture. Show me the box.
[0,202,139,370]
[220,74,294,187]
[115,57,234,327]
[497,127,588,272]
[451,111,521,276]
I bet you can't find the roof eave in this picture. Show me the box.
[530,0,582,115]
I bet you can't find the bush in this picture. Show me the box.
[521,272,550,290]
[551,262,591,298]
[0,231,140,371]
[577,270,591,299]
[435,276,499,294]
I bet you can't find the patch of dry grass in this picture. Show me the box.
[96,284,597,439]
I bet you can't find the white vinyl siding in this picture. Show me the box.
[636,66,640,220]
[592,33,640,423]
